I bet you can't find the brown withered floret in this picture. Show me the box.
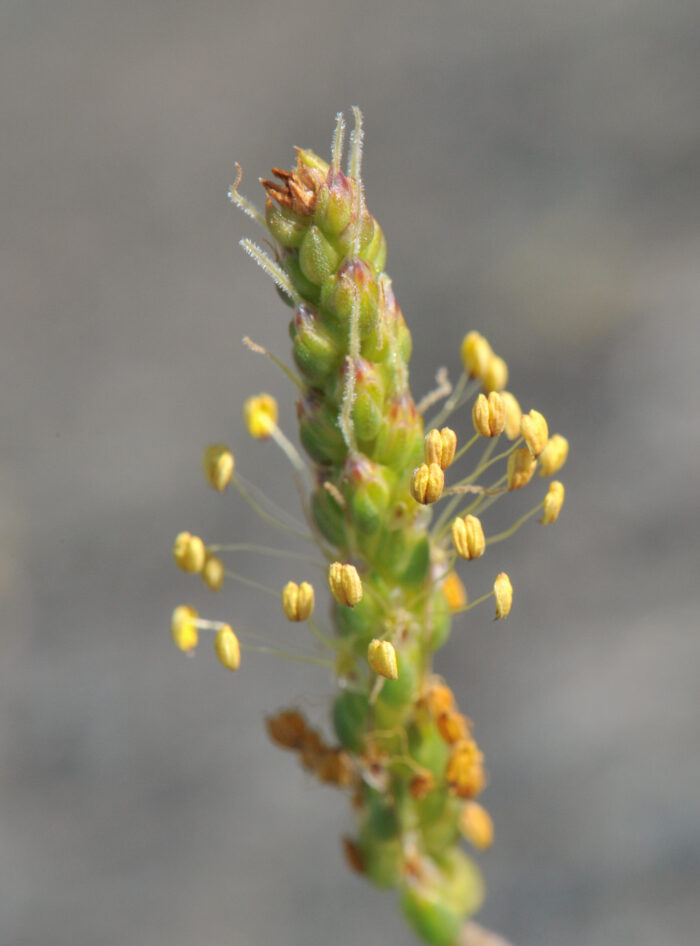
[315,749,356,788]
[265,709,308,750]
[261,159,320,216]
[342,837,365,874]
[409,771,435,800]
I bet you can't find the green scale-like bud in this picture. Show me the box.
[255,118,486,946]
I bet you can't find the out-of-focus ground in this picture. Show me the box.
[2,2,699,945]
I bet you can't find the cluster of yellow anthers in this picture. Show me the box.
[171,357,566,667]
[170,339,566,728]
[170,114,568,945]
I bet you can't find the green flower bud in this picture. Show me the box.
[367,794,401,841]
[398,535,431,586]
[319,259,379,340]
[299,224,340,286]
[284,254,320,304]
[414,785,450,828]
[421,799,461,856]
[360,833,403,888]
[335,210,376,259]
[434,848,485,918]
[359,217,385,268]
[343,456,395,535]
[367,276,413,368]
[297,395,347,466]
[408,721,450,778]
[371,224,387,274]
[372,528,410,582]
[311,484,347,548]
[377,647,419,709]
[295,147,329,175]
[291,306,341,385]
[360,319,391,363]
[372,396,423,470]
[264,200,307,249]
[426,589,452,652]
[331,358,385,442]
[394,311,413,364]
[333,595,381,642]
[314,168,354,237]
[333,690,369,753]
[400,885,462,946]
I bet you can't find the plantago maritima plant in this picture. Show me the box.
[171,109,568,946]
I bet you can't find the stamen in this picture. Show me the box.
[453,432,481,463]
[438,436,519,527]
[449,589,494,615]
[206,542,322,567]
[486,499,545,545]
[193,617,228,631]
[243,336,304,391]
[233,473,311,540]
[307,618,337,651]
[443,484,505,498]
[270,424,307,475]
[240,642,333,668]
[223,567,280,598]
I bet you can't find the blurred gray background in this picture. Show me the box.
[2,1,699,945]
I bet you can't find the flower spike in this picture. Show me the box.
[171,110,569,946]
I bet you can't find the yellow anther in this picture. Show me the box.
[171,605,199,652]
[493,572,513,619]
[520,409,549,457]
[472,391,506,438]
[214,624,241,670]
[201,554,225,591]
[202,444,235,491]
[282,580,315,621]
[173,531,207,574]
[541,480,565,524]
[507,447,537,490]
[451,514,486,560]
[367,639,399,680]
[482,355,508,393]
[538,434,569,477]
[243,393,278,439]
[501,391,522,440]
[328,562,363,608]
[424,427,457,470]
[411,462,445,504]
[442,571,467,611]
[424,681,455,718]
[461,331,493,379]
[424,429,443,466]
[437,711,471,745]
[446,738,486,799]
[459,802,494,851]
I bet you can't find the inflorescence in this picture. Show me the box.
[170,109,568,946]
